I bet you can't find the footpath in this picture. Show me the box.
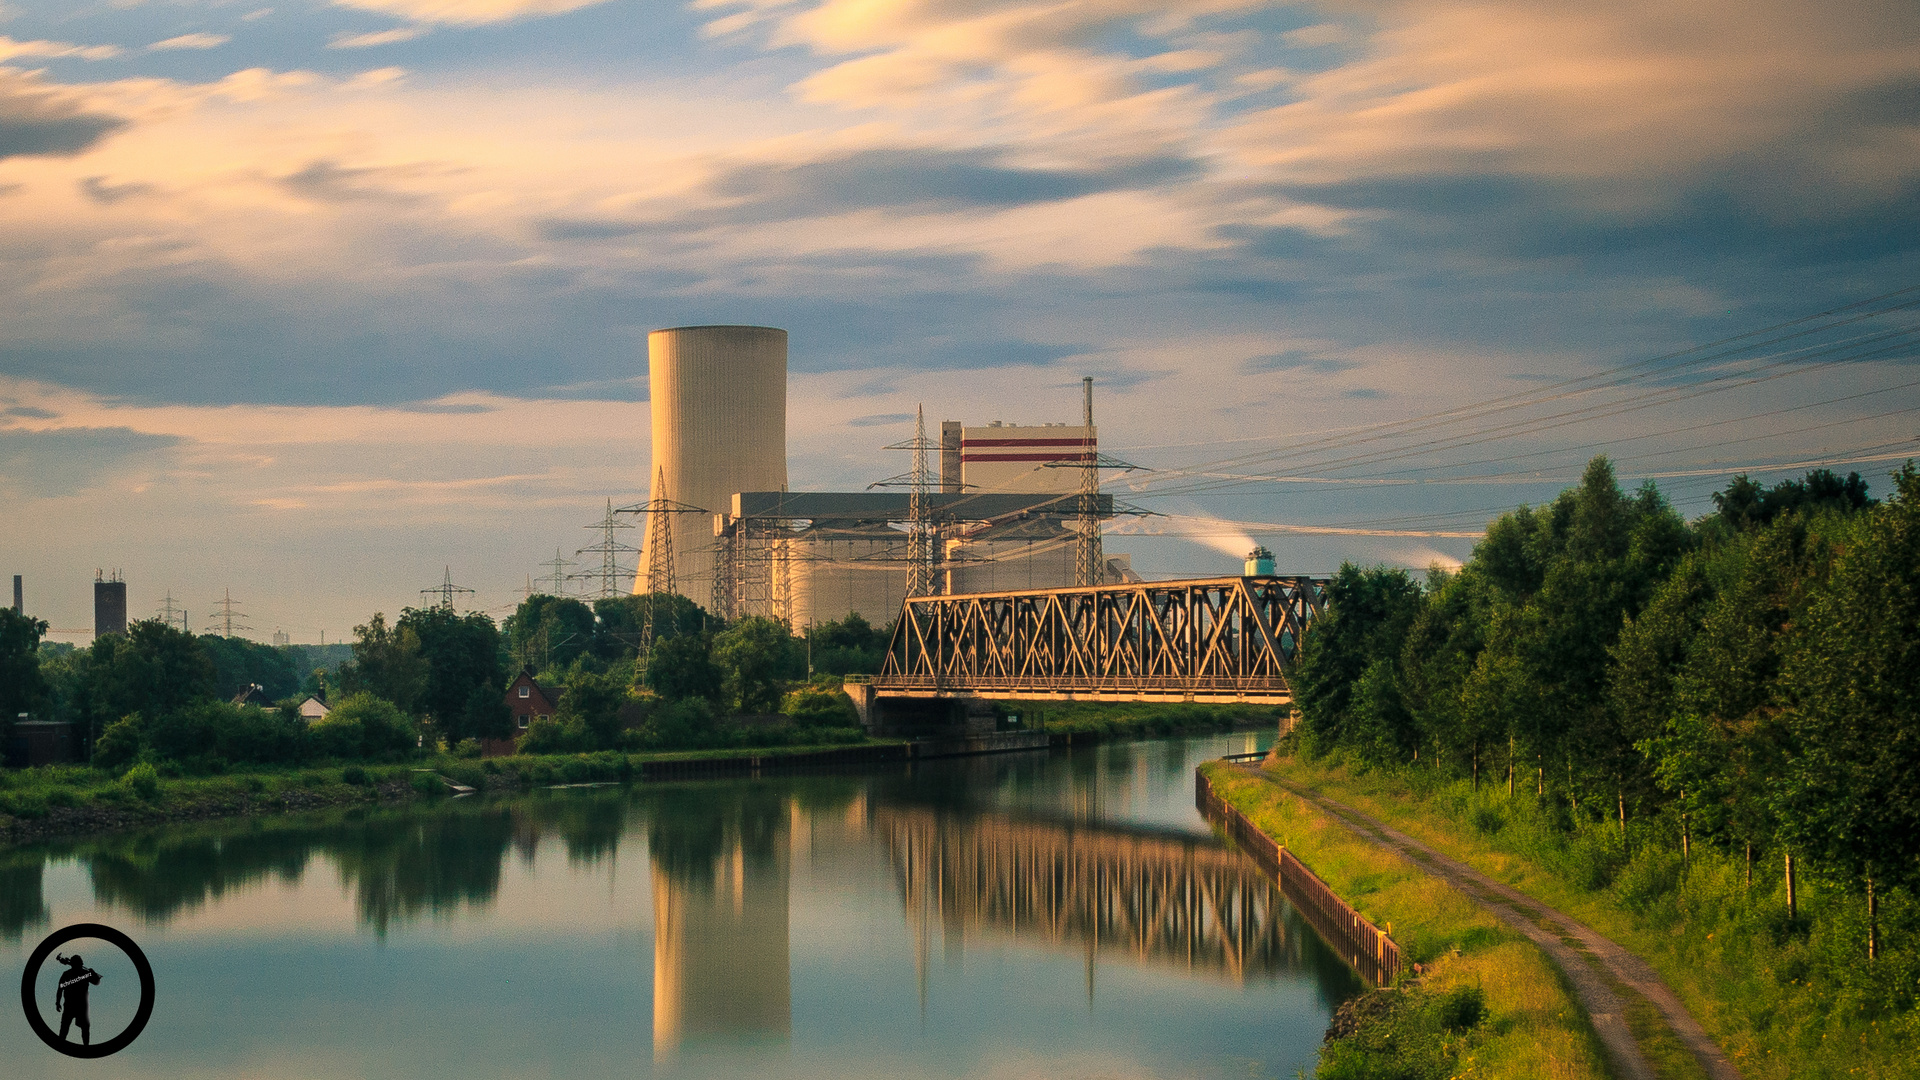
[1234,764,1742,1080]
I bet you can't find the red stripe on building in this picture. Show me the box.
[960,438,1092,447]
[961,453,1096,462]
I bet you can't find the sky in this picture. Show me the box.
[0,0,1916,643]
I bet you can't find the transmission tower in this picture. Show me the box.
[206,588,253,638]
[1076,377,1103,587]
[878,405,941,597]
[157,591,186,632]
[571,499,639,600]
[420,566,476,610]
[536,548,575,595]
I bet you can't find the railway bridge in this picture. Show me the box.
[851,576,1326,734]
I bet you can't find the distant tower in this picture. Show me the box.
[94,569,127,637]
[11,574,20,614]
[638,326,788,602]
[1075,377,1103,587]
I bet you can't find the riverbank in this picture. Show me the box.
[1,705,1271,846]
[1253,752,1917,1080]
[1201,762,1613,1080]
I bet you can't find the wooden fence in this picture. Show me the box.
[1196,769,1403,986]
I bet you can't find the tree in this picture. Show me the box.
[337,613,428,714]
[591,593,709,662]
[1292,564,1423,755]
[1,609,50,734]
[557,668,630,749]
[504,595,596,673]
[309,692,419,760]
[1774,463,1920,956]
[398,607,510,745]
[197,634,302,700]
[712,616,801,714]
[86,620,219,739]
[805,612,890,675]
[647,631,722,702]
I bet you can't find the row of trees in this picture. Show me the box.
[2,589,892,769]
[1293,458,1914,957]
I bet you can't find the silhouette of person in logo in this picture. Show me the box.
[53,952,101,1046]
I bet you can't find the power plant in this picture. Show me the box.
[632,324,1133,629]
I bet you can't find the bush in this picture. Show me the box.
[782,686,861,728]
[122,762,160,801]
[409,771,445,798]
[3,791,49,818]
[519,715,591,755]
[309,692,419,760]
[341,765,369,786]
[453,738,483,759]
[45,788,79,809]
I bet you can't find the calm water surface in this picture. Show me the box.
[2,733,1359,1079]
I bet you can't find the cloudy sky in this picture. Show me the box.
[1,0,1916,643]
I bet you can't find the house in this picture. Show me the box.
[297,695,331,723]
[504,668,559,733]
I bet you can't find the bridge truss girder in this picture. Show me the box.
[875,575,1326,704]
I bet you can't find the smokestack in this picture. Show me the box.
[94,571,127,637]
[11,575,19,614]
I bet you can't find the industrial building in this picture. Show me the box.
[94,570,126,637]
[633,325,1131,630]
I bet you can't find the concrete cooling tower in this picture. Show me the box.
[639,325,788,599]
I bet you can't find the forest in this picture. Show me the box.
[1292,457,1918,1019]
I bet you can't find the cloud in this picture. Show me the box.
[329,27,429,49]
[0,36,124,62]
[79,176,156,203]
[148,33,233,51]
[703,146,1204,219]
[0,426,181,499]
[846,412,912,427]
[0,70,127,160]
[330,0,616,27]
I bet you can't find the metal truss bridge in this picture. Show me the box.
[873,575,1326,705]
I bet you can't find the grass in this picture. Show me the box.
[1258,750,1920,1080]
[1201,763,1612,1080]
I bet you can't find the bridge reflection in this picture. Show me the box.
[876,805,1324,984]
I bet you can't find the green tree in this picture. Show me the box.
[592,593,709,662]
[647,631,723,702]
[1293,564,1423,756]
[337,613,428,714]
[557,668,630,749]
[85,620,219,741]
[505,595,596,673]
[399,606,510,745]
[197,634,302,700]
[782,685,861,728]
[712,616,801,714]
[1,609,50,737]
[309,692,419,760]
[1774,463,1920,954]
[805,612,890,675]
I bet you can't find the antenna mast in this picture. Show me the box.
[421,566,476,610]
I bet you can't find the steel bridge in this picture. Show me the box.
[871,575,1326,705]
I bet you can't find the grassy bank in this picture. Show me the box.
[1259,752,1918,1080]
[1202,762,1612,1080]
[0,739,912,844]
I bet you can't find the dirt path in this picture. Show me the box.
[1238,766,1741,1080]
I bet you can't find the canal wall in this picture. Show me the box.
[1196,767,1403,987]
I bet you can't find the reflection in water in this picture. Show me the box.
[647,788,792,1055]
[0,736,1353,1080]
[881,806,1309,984]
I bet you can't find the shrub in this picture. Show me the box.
[519,715,590,755]
[93,715,145,771]
[122,762,160,801]
[560,758,591,784]
[782,686,861,728]
[341,765,369,786]
[410,771,445,797]
[242,775,267,793]
[4,792,49,818]
[309,692,419,760]
[453,738,483,759]
[45,788,79,809]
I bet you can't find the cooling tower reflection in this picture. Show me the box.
[647,788,792,1057]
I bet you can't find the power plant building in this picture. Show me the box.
[633,323,1126,628]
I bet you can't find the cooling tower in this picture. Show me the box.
[640,326,788,599]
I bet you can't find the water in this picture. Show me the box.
[2,732,1360,1078]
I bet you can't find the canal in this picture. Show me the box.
[2,733,1360,1078]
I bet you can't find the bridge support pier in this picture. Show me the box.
[844,683,997,738]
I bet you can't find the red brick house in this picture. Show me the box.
[505,668,559,732]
